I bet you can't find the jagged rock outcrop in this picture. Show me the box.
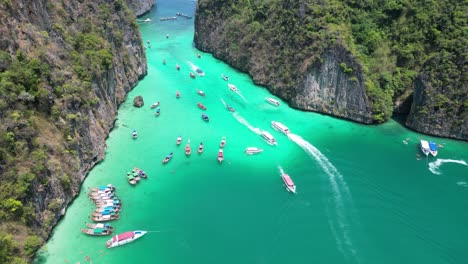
[127,0,155,17]
[406,55,468,139]
[0,0,154,261]
[133,95,144,107]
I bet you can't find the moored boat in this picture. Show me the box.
[420,140,430,156]
[133,167,147,178]
[266,97,280,106]
[91,210,119,218]
[194,67,205,76]
[201,113,209,122]
[185,143,191,156]
[196,53,201,58]
[220,137,226,148]
[132,129,138,139]
[176,136,182,145]
[221,74,229,81]
[281,172,296,193]
[261,131,277,145]
[217,149,224,163]
[155,107,160,117]
[228,84,238,92]
[85,222,113,230]
[127,174,137,185]
[198,142,204,154]
[106,230,147,248]
[89,184,115,192]
[271,121,290,135]
[429,141,438,157]
[150,102,160,108]
[91,214,120,222]
[162,152,174,164]
[176,64,180,70]
[196,89,205,96]
[95,206,120,214]
[197,102,207,110]
[190,72,196,78]
[81,227,113,236]
[176,91,180,98]
[245,147,263,155]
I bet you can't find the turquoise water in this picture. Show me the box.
[36,1,468,264]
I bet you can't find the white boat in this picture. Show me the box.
[260,131,277,145]
[429,141,438,157]
[266,97,280,106]
[221,74,229,81]
[271,121,290,135]
[281,172,296,193]
[132,129,138,139]
[228,84,238,92]
[220,137,226,148]
[150,101,160,108]
[420,140,430,156]
[245,147,263,155]
[106,230,147,248]
[194,67,205,76]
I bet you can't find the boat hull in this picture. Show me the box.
[106,231,147,248]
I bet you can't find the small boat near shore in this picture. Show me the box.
[271,121,290,135]
[160,16,177,21]
[420,140,430,156]
[217,149,224,163]
[155,107,160,117]
[176,64,180,70]
[106,230,147,248]
[429,141,438,157]
[133,167,147,179]
[150,102,160,109]
[281,171,296,193]
[176,91,180,98]
[194,67,205,76]
[176,12,192,19]
[81,227,113,236]
[198,142,204,154]
[176,136,182,145]
[89,184,115,192]
[162,152,174,164]
[261,131,277,145]
[86,222,113,230]
[201,113,210,122]
[221,74,229,81]
[127,173,137,185]
[196,89,205,96]
[132,129,138,139]
[266,97,280,107]
[190,72,196,78]
[220,137,226,148]
[185,143,191,156]
[197,102,207,110]
[245,147,263,155]
[91,214,120,222]
[228,84,238,92]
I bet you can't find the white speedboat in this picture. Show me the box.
[132,129,138,139]
[420,140,430,156]
[266,97,280,106]
[194,67,205,76]
[271,121,290,135]
[221,74,229,81]
[106,230,147,248]
[281,172,296,193]
[245,147,263,155]
[220,137,226,148]
[260,131,277,145]
[228,84,238,92]
[150,101,160,108]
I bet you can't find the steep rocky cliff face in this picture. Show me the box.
[127,0,155,17]
[0,0,152,262]
[194,0,467,140]
[406,55,467,139]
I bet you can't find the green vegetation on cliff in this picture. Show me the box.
[197,0,467,124]
[0,0,145,263]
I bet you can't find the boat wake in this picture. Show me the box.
[428,159,467,175]
[287,133,359,262]
[233,91,247,102]
[232,113,261,135]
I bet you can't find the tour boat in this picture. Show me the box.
[155,108,160,117]
[245,147,263,155]
[261,131,277,145]
[176,91,180,98]
[201,113,210,122]
[106,230,147,248]
[81,227,113,236]
[197,102,207,110]
[95,206,120,214]
[226,105,235,112]
[429,141,438,157]
[86,222,113,231]
[89,184,115,192]
[217,149,224,163]
[91,210,119,218]
[271,121,290,135]
[221,74,229,81]
[196,89,206,96]
[91,214,120,222]
[281,172,296,193]
[150,101,160,108]
[190,72,196,78]
[420,140,430,156]
[176,136,182,145]
[220,137,226,148]
[198,142,204,154]
[176,64,180,70]
[194,67,205,76]
[162,152,174,164]
[132,129,138,139]
[266,97,280,107]
[228,84,238,92]
[185,143,191,156]
[126,174,137,185]
[133,167,147,178]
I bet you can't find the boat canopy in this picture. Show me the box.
[114,231,135,242]
[429,141,438,151]
[94,228,104,234]
[262,131,274,140]
[283,174,295,186]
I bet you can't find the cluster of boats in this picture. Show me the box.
[127,167,148,185]
[176,12,192,19]
[420,140,438,157]
[85,185,122,223]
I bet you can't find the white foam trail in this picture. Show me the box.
[232,113,261,135]
[220,98,227,107]
[234,91,247,102]
[428,159,467,175]
[287,133,357,261]
[278,166,284,175]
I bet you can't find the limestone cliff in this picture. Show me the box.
[0,0,153,262]
[127,0,155,17]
